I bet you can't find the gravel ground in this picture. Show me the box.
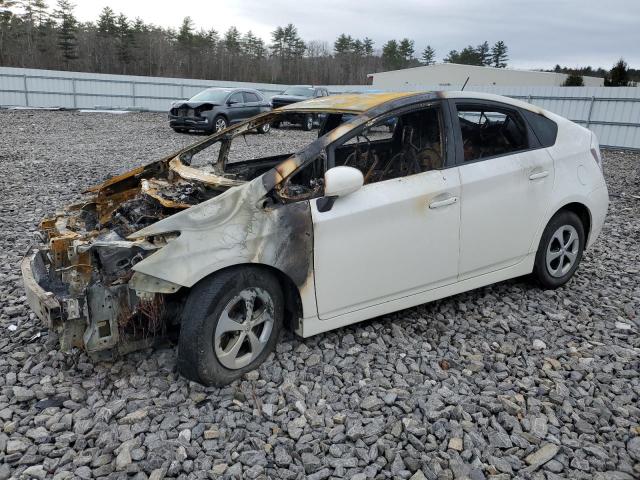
[0,110,638,480]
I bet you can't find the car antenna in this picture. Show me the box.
[461,76,470,91]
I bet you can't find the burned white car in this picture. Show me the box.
[22,92,608,385]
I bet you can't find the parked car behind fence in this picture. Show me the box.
[169,87,272,134]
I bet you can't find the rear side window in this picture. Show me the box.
[522,110,558,147]
[456,105,529,162]
[244,92,260,103]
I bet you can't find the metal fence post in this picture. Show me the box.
[180,84,185,99]
[527,94,532,103]
[131,81,136,108]
[71,78,77,109]
[585,96,596,128]
[23,74,29,107]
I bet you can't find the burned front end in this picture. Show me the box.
[20,124,265,359]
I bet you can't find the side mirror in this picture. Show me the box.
[316,166,363,212]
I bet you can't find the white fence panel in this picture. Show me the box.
[1,66,639,149]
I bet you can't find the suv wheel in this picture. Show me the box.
[257,123,271,134]
[177,267,283,386]
[533,210,585,288]
[213,115,228,133]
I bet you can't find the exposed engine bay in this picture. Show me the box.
[22,112,303,359]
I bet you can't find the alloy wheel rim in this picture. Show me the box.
[215,118,227,131]
[546,225,579,278]
[262,123,270,133]
[213,287,274,370]
[306,117,313,129]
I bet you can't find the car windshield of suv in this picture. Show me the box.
[189,89,232,103]
[282,86,315,97]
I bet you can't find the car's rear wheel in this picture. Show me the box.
[533,210,585,288]
[177,267,283,386]
[213,115,228,133]
[257,123,271,134]
[272,121,281,129]
[302,114,314,131]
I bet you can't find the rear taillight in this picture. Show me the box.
[590,134,603,172]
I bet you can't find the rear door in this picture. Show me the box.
[451,100,555,279]
[243,91,262,117]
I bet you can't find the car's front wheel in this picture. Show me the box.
[533,210,585,288]
[177,267,283,386]
[212,115,228,133]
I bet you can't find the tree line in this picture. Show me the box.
[553,60,636,86]
[0,1,635,86]
[0,0,512,84]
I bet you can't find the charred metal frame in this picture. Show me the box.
[22,92,448,359]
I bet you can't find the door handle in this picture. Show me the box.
[529,171,549,180]
[429,196,458,209]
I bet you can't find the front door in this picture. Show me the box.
[312,104,461,319]
[227,92,249,123]
[452,101,555,279]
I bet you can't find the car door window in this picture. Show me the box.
[332,105,444,184]
[229,92,244,105]
[243,92,260,103]
[456,105,528,162]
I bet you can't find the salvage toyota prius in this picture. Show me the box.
[22,92,608,385]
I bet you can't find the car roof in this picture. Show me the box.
[277,90,549,116]
[277,92,428,114]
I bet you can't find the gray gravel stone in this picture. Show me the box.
[0,112,637,480]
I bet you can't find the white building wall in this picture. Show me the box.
[369,63,604,88]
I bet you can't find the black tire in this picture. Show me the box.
[177,267,284,386]
[257,123,271,134]
[272,121,281,129]
[302,114,313,131]
[532,210,585,289]
[212,115,228,133]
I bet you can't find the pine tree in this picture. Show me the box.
[398,38,414,64]
[382,39,401,70]
[362,37,374,56]
[421,45,435,65]
[476,41,491,66]
[607,58,629,86]
[563,73,584,86]
[491,40,508,68]
[177,16,194,47]
[19,0,48,25]
[333,33,353,55]
[97,6,116,35]
[223,26,241,55]
[115,13,133,68]
[53,0,77,63]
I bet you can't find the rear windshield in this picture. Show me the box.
[189,89,232,103]
[282,86,315,97]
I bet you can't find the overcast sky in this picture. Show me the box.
[72,0,639,70]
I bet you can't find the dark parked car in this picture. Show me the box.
[270,85,330,130]
[169,87,272,134]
